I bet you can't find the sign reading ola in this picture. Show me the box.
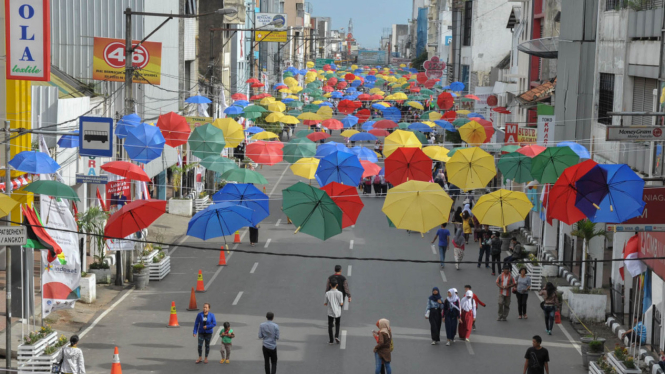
[4,0,51,81]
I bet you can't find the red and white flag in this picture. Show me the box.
[621,234,646,280]
[96,187,107,212]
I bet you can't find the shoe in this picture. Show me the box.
[329,342,334,345]
[518,316,522,319]
[431,341,436,345]
[548,330,552,335]
[220,360,225,364]
[524,315,528,319]
[455,264,459,270]
[497,317,502,321]
[446,341,451,346]
[225,360,230,364]
[336,337,340,344]
[465,338,470,342]
[477,264,481,268]
[473,326,476,331]
[204,358,208,364]
[196,359,202,364]
[491,273,496,276]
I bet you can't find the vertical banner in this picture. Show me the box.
[505,123,518,145]
[40,195,80,317]
[537,104,556,147]
[5,0,51,81]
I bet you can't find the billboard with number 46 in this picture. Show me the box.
[92,37,162,84]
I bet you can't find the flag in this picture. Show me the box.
[623,234,647,278]
[22,205,62,262]
[643,270,652,313]
[96,187,107,211]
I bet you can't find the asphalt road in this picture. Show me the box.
[77,150,587,374]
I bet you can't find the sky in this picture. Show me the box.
[310,0,411,50]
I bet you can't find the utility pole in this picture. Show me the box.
[4,120,11,370]
[210,29,215,119]
[249,3,256,78]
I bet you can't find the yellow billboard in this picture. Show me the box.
[255,31,287,43]
[92,37,162,84]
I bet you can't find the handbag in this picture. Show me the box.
[540,301,545,310]
[555,310,562,324]
[51,352,64,373]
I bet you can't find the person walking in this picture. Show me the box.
[443,288,461,346]
[516,267,532,319]
[325,279,344,344]
[54,335,85,374]
[490,232,503,276]
[259,312,280,374]
[431,223,451,268]
[452,224,465,270]
[249,225,260,247]
[219,322,235,364]
[539,283,560,335]
[193,303,217,364]
[496,265,516,321]
[425,287,444,344]
[373,319,392,374]
[326,265,351,303]
[523,335,550,374]
[458,290,477,342]
[453,206,463,224]
[373,174,382,196]
[464,285,486,330]
[461,211,473,244]
[478,230,491,268]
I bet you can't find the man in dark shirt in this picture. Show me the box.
[524,335,549,374]
[326,265,351,303]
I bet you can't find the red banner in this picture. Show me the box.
[106,178,131,209]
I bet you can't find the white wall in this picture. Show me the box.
[470,0,514,74]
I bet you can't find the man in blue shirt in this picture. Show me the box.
[621,316,647,346]
[193,303,216,364]
[431,223,451,268]
[259,312,280,374]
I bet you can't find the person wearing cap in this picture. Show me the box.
[496,265,516,321]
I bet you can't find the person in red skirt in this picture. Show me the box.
[458,290,477,342]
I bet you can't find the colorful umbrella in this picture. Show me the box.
[124,123,166,164]
[368,129,390,137]
[104,199,167,239]
[437,92,454,110]
[188,123,225,159]
[501,145,520,153]
[246,141,284,166]
[187,202,254,240]
[295,129,314,138]
[557,141,590,159]
[0,194,18,217]
[320,182,364,228]
[307,132,330,142]
[360,160,381,178]
[459,121,487,145]
[446,147,496,191]
[212,118,244,148]
[350,146,379,163]
[9,151,60,174]
[315,151,364,186]
[516,145,546,158]
[156,112,190,147]
[497,153,534,183]
[316,142,350,159]
[282,182,343,240]
[340,130,360,138]
[101,161,150,182]
[116,113,141,139]
[290,157,320,180]
[23,180,80,201]
[220,168,268,184]
[472,189,533,231]
[283,138,317,163]
[200,155,239,174]
[385,147,432,186]
[548,160,598,225]
[349,133,377,142]
[382,181,453,233]
[185,95,211,104]
[212,184,269,226]
[251,131,279,140]
[384,130,422,157]
[57,132,79,148]
[530,146,580,183]
[374,119,398,130]
[576,164,645,223]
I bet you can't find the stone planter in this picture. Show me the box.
[168,198,193,217]
[149,255,171,281]
[133,271,150,290]
[194,195,211,213]
[17,332,58,361]
[607,352,641,374]
[501,237,511,251]
[524,244,538,254]
[88,267,112,284]
[586,352,603,369]
[588,361,604,374]
[543,265,559,277]
[568,292,608,322]
[80,273,96,304]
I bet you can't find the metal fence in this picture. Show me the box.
[609,277,626,325]
[606,0,664,11]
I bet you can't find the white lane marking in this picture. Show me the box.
[250,262,259,274]
[431,245,437,255]
[232,291,244,306]
[466,341,475,355]
[535,293,581,355]
[340,330,347,349]
[211,326,223,346]
[440,270,447,283]
[204,237,242,291]
[79,289,134,339]
[275,219,281,226]
[169,235,189,255]
[264,238,272,248]
[268,164,290,196]
[349,240,354,249]
[347,265,352,277]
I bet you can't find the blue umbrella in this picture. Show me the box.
[468,112,484,119]
[224,106,244,115]
[341,115,359,128]
[576,164,645,223]
[57,132,79,148]
[361,121,375,131]
[331,92,343,99]
[187,202,254,240]
[244,127,265,134]
[450,82,465,92]
[557,141,590,159]
[315,151,364,186]
[365,76,377,83]
[354,69,363,75]
[434,120,457,132]
[185,95,212,104]
[212,184,269,226]
[350,132,377,142]
[351,80,362,87]
[371,103,387,110]
[116,113,141,139]
[343,95,357,100]
[124,123,166,164]
[409,122,432,132]
[381,107,402,122]
[281,98,294,103]
[319,102,333,107]
[9,151,60,174]
[315,141,351,159]
[346,87,357,93]
[379,167,385,176]
[233,100,250,107]
[350,146,378,163]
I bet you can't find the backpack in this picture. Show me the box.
[373,175,381,184]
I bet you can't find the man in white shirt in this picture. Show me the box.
[324,279,344,344]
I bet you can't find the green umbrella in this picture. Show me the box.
[300,88,314,95]
[407,129,428,143]
[420,88,434,95]
[307,82,322,89]
[531,146,580,183]
[283,138,316,163]
[302,104,319,113]
[501,145,520,153]
[375,79,386,86]
[497,153,534,183]
[461,98,475,102]
[452,118,469,127]
[220,168,268,184]
[200,155,239,174]
[240,111,263,120]
[282,182,343,240]
[287,109,303,116]
[397,122,410,129]
[188,124,225,159]
[295,129,314,138]
[283,72,294,78]
[447,147,466,157]
[23,180,80,201]
[286,100,304,108]
[244,105,267,113]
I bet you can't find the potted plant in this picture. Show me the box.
[586,340,605,368]
[132,263,149,290]
[571,219,609,291]
[18,325,58,361]
[607,345,641,374]
[149,248,171,281]
[76,207,111,284]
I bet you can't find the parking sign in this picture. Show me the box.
[79,116,114,157]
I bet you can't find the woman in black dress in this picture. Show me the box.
[249,225,259,247]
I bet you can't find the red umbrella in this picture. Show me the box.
[249,94,263,100]
[246,78,261,84]
[369,94,383,100]
[442,110,457,121]
[322,119,344,130]
[385,147,432,186]
[246,141,284,166]
[320,182,364,228]
[345,73,356,81]
[465,94,480,101]
[437,92,454,110]
[275,84,288,90]
[101,161,150,182]
[306,132,330,142]
[548,160,598,225]
[104,199,167,239]
[369,129,390,137]
[327,77,338,86]
[409,87,421,93]
[416,72,428,84]
[304,120,322,126]
[338,100,356,114]
[424,79,436,89]
[357,94,371,101]
[156,112,190,147]
[251,83,264,88]
[336,81,348,90]
[374,120,398,129]
[470,118,495,142]
[322,85,334,92]
[517,145,546,158]
[492,107,508,112]
[231,93,247,101]
[360,160,381,178]
[356,109,371,123]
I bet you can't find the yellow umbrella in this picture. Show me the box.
[212,118,244,148]
[369,88,382,94]
[446,147,496,191]
[456,109,471,115]
[406,101,424,110]
[290,157,319,180]
[384,129,422,157]
[472,189,533,231]
[268,102,286,113]
[382,181,453,233]
[422,121,437,128]
[280,115,300,125]
[0,194,18,217]
[312,100,323,105]
[340,130,360,138]
[279,88,292,94]
[265,112,285,123]
[422,112,443,121]
[291,86,303,93]
[423,146,451,162]
[298,112,323,121]
[251,131,279,140]
[260,97,276,105]
[385,94,397,101]
[394,92,408,100]
[284,77,298,87]
[459,121,487,145]
[306,61,315,68]
[286,95,299,99]
[375,102,391,108]
[317,106,333,120]
[323,93,332,98]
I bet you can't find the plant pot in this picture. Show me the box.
[585,352,603,369]
[133,271,150,290]
[168,198,193,217]
[88,267,112,284]
[80,273,96,303]
[543,264,559,277]
[149,255,171,281]
[17,331,58,360]
[607,352,641,374]
[501,237,511,251]
[138,249,157,263]
[18,343,69,373]
[524,244,538,254]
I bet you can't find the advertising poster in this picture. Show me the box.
[92,37,162,84]
[5,0,51,81]
[185,116,213,130]
[106,178,131,209]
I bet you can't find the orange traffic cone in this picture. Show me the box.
[218,247,227,266]
[186,287,199,311]
[111,346,122,374]
[167,301,180,327]
[263,186,266,193]
[233,231,241,244]
[195,270,205,292]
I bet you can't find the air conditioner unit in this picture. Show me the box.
[296,3,304,10]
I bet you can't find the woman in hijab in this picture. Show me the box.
[452,224,466,270]
[425,287,444,344]
[458,290,477,342]
[443,288,460,346]
[372,319,392,374]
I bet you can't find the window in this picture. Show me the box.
[598,73,614,125]
[631,77,658,125]
[185,0,196,15]
[463,0,473,46]
[279,1,285,13]
[461,65,470,92]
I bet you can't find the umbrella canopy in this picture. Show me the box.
[437,92,454,110]
[459,121,487,145]
[23,180,80,201]
[350,132,377,142]
[290,157,320,180]
[530,146,580,183]
[516,145,546,158]
[322,119,344,130]
[9,151,60,174]
[384,130,422,157]
[57,132,79,148]
[283,138,317,163]
[245,127,265,135]
[472,189,533,231]
[360,160,381,178]
[340,130,360,138]
[251,131,279,140]
[341,116,359,128]
[188,123,226,159]
[212,118,245,148]
[548,160,598,225]
[116,113,141,139]
[423,146,451,162]
[220,168,268,184]
[212,184,269,226]
[306,132,330,142]
[295,129,314,138]
[446,147,496,191]
[408,123,432,133]
[350,146,379,163]
[557,141,590,159]
[368,129,390,137]
[315,151,364,186]
[104,199,167,239]
[382,181,453,233]
[433,120,456,132]
[282,182,343,240]
[497,153,534,183]
[200,155,239,174]
[185,95,211,104]
[187,202,254,240]
[0,194,18,217]
[246,141,284,165]
[315,142,350,159]
[374,119,398,130]
[501,145,520,153]
[576,164,645,223]
[101,161,150,182]
[124,123,166,164]
[156,112,190,147]
[385,147,432,186]
[320,182,364,228]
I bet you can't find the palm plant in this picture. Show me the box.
[571,219,609,291]
[76,207,110,269]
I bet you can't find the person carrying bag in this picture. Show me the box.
[54,335,85,374]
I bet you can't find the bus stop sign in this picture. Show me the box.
[79,116,114,157]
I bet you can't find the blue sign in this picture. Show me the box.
[445,36,452,46]
[76,174,108,184]
[79,116,113,157]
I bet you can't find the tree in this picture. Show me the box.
[76,207,110,269]
[411,51,428,71]
[571,219,609,291]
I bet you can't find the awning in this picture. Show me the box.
[517,37,559,59]
[516,78,557,106]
